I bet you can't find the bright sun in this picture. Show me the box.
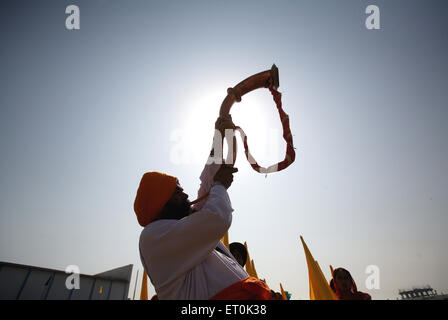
[178,87,285,169]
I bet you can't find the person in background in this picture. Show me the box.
[330,267,371,300]
[229,242,247,267]
[227,241,283,300]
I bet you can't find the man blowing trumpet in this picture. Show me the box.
[134,160,282,299]
[134,64,290,300]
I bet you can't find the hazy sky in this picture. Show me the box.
[1,0,447,300]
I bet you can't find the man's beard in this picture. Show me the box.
[177,200,192,218]
[163,199,192,220]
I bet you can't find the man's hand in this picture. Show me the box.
[214,115,236,136]
[213,164,238,189]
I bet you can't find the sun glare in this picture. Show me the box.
[175,87,285,169]
[178,89,225,165]
[231,90,285,168]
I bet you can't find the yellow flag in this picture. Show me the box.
[222,232,230,250]
[244,242,251,273]
[247,263,255,278]
[309,276,315,300]
[244,242,258,278]
[251,259,259,279]
[99,285,103,294]
[316,259,338,300]
[280,283,288,300]
[140,269,148,300]
[300,236,338,300]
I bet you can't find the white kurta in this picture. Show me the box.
[139,183,248,300]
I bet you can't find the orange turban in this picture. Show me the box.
[134,172,178,227]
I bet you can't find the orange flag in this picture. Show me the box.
[300,236,338,300]
[140,269,148,300]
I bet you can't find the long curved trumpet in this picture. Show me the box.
[191,65,296,206]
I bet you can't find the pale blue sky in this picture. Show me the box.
[1,0,447,299]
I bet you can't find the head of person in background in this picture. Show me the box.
[330,267,371,300]
[229,242,247,267]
